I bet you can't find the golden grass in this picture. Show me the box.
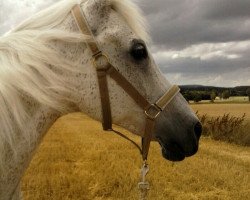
[197,113,249,146]
[191,103,250,120]
[21,111,250,200]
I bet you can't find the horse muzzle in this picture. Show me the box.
[156,121,202,161]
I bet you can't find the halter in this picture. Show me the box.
[71,4,179,162]
[71,5,179,197]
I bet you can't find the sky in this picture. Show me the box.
[0,0,250,87]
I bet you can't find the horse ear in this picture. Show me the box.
[81,0,111,29]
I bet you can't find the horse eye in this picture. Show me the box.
[130,42,148,61]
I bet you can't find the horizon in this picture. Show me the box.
[179,84,250,88]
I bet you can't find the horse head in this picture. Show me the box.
[73,0,202,161]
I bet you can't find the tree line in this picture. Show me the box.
[179,85,250,102]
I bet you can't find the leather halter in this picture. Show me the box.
[71,5,180,161]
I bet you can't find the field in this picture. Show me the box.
[191,103,250,120]
[21,104,250,200]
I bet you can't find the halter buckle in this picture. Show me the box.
[92,51,110,70]
[144,104,162,120]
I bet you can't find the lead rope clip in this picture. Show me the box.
[138,161,150,200]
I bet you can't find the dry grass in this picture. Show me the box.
[197,113,250,146]
[191,103,250,120]
[21,112,250,200]
[191,103,250,146]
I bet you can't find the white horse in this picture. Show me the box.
[0,0,202,199]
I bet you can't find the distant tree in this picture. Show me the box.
[201,92,211,100]
[193,93,202,103]
[246,88,250,101]
[183,92,191,102]
[219,92,222,99]
[210,90,217,103]
[222,90,230,99]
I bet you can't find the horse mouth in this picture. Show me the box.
[157,138,185,161]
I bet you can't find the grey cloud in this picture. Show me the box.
[164,66,250,87]
[141,0,250,49]
[201,0,250,20]
[139,0,250,87]
[159,57,250,75]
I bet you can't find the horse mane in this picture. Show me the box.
[0,0,149,171]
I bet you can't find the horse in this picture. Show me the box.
[0,0,202,199]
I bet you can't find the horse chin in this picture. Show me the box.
[157,138,186,161]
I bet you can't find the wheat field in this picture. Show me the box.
[21,104,250,200]
[191,103,250,119]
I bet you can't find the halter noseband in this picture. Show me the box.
[71,5,180,162]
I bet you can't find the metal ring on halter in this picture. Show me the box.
[92,51,110,70]
[144,104,162,120]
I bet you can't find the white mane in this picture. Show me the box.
[0,0,149,171]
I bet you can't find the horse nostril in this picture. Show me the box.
[194,122,202,139]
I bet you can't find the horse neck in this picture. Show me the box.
[0,103,62,198]
[0,13,85,199]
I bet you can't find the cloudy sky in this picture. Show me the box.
[0,0,250,87]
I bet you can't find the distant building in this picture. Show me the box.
[215,96,249,102]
